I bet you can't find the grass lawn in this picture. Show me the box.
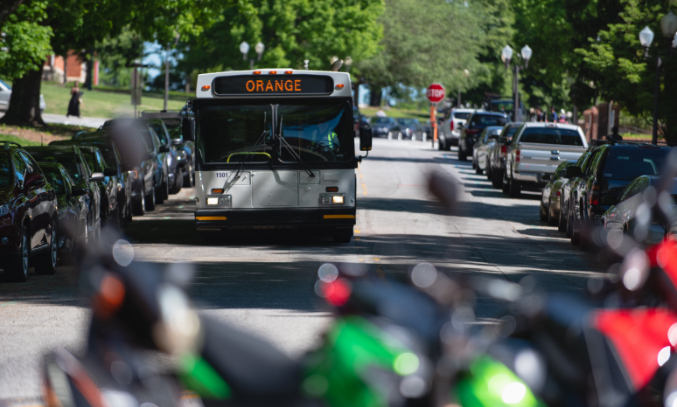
[0,134,43,146]
[40,81,188,118]
[360,106,431,120]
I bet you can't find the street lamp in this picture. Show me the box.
[501,44,532,121]
[239,41,264,70]
[239,41,250,60]
[640,13,677,144]
[255,42,265,60]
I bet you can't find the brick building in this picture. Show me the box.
[43,50,99,85]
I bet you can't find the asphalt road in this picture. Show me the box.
[0,138,603,404]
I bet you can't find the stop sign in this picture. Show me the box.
[426,83,445,104]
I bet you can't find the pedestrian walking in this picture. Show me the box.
[67,82,82,118]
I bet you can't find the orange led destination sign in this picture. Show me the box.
[212,75,334,96]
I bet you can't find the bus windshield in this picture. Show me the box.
[198,99,355,164]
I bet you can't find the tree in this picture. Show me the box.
[96,27,145,87]
[356,0,486,106]
[179,0,384,76]
[576,0,677,141]
[0,0,25,27]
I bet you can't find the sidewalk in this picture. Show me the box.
[41,113,108,128]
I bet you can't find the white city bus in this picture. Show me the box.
[187,69,372,242]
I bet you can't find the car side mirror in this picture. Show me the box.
[171,138,183,146]
[24,173,45,190]
[159,144,170,153]
[566,166,582,178]
[360,127,373,151]
[103,168,117,177]
[601,195,617,206]
[71,186,88,196]
[90,172,105,182]
[182,118,195,142]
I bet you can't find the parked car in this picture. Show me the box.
[51,135,134,227]
[472,126,503,175]
[0,142,58,281]
[39,162,89,254]
[566,143,672,246]
[141,111,196,187]
[439,108,475,150]
[487,122,523,188]
[539,160,577,225]
[602,175,677,245]
[458,112,510,162]
[24,146,103,244]
[100,119,165,213]
[75,146,121,228]
[144,118,184,194]
[560,150,595,237]
[0,79,47,113]
[504,123,587,197]
[396,118,425,141]
[370,117,401,139]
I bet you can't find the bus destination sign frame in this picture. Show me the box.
[212,74,335,96]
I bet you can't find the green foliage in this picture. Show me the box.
[96,27,145,87]
[357,0,485,95]
[180,0,384,73]
[0,1,53,79]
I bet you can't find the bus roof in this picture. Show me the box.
[195,69,352,99]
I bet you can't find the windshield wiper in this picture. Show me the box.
[234,112,271,179]
[276,116,314,177]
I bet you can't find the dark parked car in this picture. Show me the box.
[458,112,510,161]
[539,160,577,225]
[560,150,594,237]
[51,135,134,227]
[23,146,103,244]
[99,119,164,214]
[144,118,185,194]
[566,143,672,246]
[602,175,677,245]
[487,122,522,188]
[0,142,59,281]
[370,117,401,139]
[472,126,503,175]
[39,162,89,254]
[141,111,195,187]
[76,146,121,228]
[396,118,425,141]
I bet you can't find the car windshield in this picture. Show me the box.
[27,152,84,182]
[148,121,170,145]
[519,127,583,146]
[42,167,66,194]
[0,153,13,190]
[163,119,183,140]
[453,112,470,120]
[397,119,417,126]
[504,125,521,139]
[0,79,11,90]
[81,150,105,173]
[603,148,670,180]
[372,117,391,124]
[92,144,118,168]
[470,115,509,128]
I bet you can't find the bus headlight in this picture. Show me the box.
[320,194,344,205]
[207,195,231,206]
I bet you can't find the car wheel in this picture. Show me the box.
[133,181,146,216]
[502,175,510,195]
[548,202,558,226]
[170,169,184,194]
[475,160,483,175]
[486,162,492,181]
[566,205,574,238]
[570,207,581,245]
[438,137,446,151]
[539,201,548,222]
[156,180,166,205]
[509,178,521,198]
[184,166,194,188]
[145,181,157,211]
[35,221,58,275]
[558,205,567,232]
[458,149,467,161]
[7,223,30,282]
[492,170,502,189]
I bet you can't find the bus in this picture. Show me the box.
[186,69,372,243]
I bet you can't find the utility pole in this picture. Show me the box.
[164,44,170,111]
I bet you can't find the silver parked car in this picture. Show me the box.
[0,79,47,113]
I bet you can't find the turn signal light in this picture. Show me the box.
[201,85,211,91]
[211,189,224,194]
[269,70,277,74]
[253,71,262,75]
[285,70,293,74]
[326,187,339,192]
[335,84,345,90]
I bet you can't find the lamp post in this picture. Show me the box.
[458,69,469,107]
[164,33,180,111]
[240,41,265,70]
[501,45,532,122]
[640,12,677,144]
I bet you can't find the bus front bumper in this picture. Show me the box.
[195,208,356,230]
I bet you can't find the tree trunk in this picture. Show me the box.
[0,0,24,27]
[369,85,382,107]
[0,65,45,126]
[84,47,94,91]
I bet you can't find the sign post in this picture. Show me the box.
[426,83,445,148]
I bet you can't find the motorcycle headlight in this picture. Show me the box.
[0,204,9,217]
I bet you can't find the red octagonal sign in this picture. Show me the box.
[426,83,445,104]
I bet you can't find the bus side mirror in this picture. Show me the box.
[182,118,195,142]
[360,128,372,151]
